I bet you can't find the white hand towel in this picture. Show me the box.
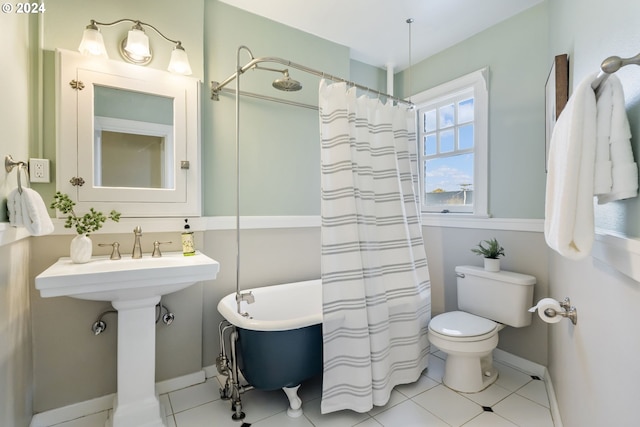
[7,188,24,227]
[594,77,614,194]
[544,72,598,260]
[595,75,638,204]
[19,188,54,236]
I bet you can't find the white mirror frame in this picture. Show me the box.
[55,48,201,217]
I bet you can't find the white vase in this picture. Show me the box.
[70,234,93,264]
[484,258,500,272]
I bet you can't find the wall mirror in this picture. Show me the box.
[56,49,201,217]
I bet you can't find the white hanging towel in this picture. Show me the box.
[546,72,639,260]
[7,188,23,227]
[21,188,55,236]
[545,73,598,260]
[594,74,638,204]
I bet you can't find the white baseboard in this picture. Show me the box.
[155,370,205,395]
[30,370,206,427]
[493,348,546,377]
[30,394,115,427]
[543,367,564,427]
[203,363,218,379]
[493,349,563,427]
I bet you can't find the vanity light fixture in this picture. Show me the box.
[78,19,192,75]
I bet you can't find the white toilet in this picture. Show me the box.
[428,265,535,393]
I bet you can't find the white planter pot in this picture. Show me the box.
[70,234,93,264]
[483,258,500,272]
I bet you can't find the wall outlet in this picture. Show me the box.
[29,158,50,183]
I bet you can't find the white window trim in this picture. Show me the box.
[413,68,489,218]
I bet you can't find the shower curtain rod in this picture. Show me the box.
[591,52,640,94]
[215,86,318,110]
[211,55,414,107]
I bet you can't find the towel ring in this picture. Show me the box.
[5,155,29,194]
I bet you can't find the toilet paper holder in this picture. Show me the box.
[543,297,578,325]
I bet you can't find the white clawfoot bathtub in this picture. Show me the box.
[217,279,323,417]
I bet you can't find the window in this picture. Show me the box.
[413,69,488,216]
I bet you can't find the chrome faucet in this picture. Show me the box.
[132,226,143,258]
[235,291,255,317]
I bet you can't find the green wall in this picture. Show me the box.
[203,1,350,216]
[41,0,558,221]
[397,4,549,219]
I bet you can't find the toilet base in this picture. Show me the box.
[442,351,498,393]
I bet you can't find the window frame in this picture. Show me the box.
[412,68,489,217]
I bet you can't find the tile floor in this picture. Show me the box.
[49,349,557,427]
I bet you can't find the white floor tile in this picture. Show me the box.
[494,361,533,392]
[368,389,408,416]
[412,385,483,426]
[51,411,109,427]
[462,411,518,427]
[168,378,221,413]
[459,383,512,407]
[237,387,291,423]
[516,379,550,408]
[374,400,449,427]
[425,354,445,383]
[251,410,315,427]
[173,400,240,427]
[493,393,555,427]
[394,373,439,398]
[355,418,384,427]
[165,415,177,427]
[303,396,371,427]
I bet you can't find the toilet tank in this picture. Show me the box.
[456,265,536,328]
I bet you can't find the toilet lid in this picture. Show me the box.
[429,311,498,338]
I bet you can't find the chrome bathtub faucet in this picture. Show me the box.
[236,291,255,317]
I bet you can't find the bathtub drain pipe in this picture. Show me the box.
[230,329,246,420]
[217,321,254,420]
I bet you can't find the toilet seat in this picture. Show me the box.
[429,311,498,342]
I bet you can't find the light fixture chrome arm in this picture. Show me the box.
[87,19,183,46]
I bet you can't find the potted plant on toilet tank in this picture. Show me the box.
[471,238,505,272]
[51,191,121,264]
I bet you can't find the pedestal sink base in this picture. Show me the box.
[106,296,165,427]
[106,396,166,427]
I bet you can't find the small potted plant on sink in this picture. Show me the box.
[471,238,505,272]
[50,192,121,264]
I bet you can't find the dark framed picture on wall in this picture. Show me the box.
[545,53,569,171]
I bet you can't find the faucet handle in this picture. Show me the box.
[98,242,121,260]
[152,241,172,258]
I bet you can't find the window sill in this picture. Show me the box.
[421,213,544,232]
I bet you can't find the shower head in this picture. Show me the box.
[272,69,302,92]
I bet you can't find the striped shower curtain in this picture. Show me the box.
[319,80,431,414]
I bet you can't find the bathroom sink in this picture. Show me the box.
[35,250,220,427]
[35,251,220,301]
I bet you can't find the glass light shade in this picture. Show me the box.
[124,28,151,57]
[78,27,108,58]
[168,46,192,75]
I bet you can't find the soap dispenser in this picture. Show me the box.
[181,219,195,256]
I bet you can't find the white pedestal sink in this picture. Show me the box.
[35,251,220,427]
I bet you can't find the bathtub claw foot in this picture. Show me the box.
[283,385,303,418]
